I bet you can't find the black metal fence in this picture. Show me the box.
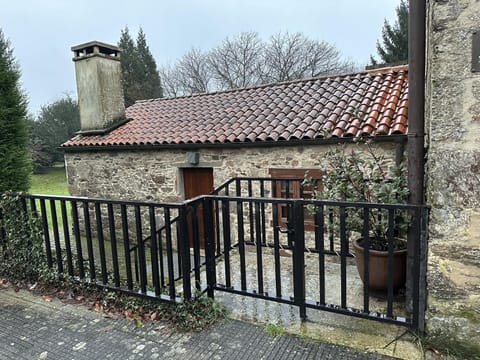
[16,194,195,302]
[2,178,428,330]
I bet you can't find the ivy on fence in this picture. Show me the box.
[0,192,46,281]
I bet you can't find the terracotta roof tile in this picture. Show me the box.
[63,65,408,148]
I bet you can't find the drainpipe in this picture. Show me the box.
[407,0,427,332]
[408,1,426,203]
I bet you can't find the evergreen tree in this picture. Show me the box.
[30,95,80,170]
[0,29,31,192]
[371,0,408,65]
[118,27,162,107]
[118,27,137,107]
[135,29,162,100]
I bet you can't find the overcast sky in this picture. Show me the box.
[1,0,398,115]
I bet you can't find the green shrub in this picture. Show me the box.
[0,193,47,281]
[172,294,228,331]
[306,140,410,250]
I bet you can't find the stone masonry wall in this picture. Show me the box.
[64,143,397,203]
[426,0,480,347]
[64,143,398,249]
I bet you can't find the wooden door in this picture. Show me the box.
[183,168,214,249]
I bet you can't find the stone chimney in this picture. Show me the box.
[71,41,126,135]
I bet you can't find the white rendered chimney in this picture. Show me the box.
[71,41,126,135]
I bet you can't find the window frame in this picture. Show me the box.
[268,168,323,231]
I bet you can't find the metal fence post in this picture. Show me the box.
[178,204,192,301]
[203,197,216,298]
[293,200,306,319]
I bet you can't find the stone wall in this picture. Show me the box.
[64,142,398,203]
[65,142,398,250]
[426,0,480,348]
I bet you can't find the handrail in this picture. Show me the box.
[210,178,236,195]
[129,214,180,284]
[129,215,181,254]
[210,177,308,197]
[20,193,183,209]
[201,194,429,210]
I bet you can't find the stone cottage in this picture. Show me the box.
[61,0,480,351]
[63,42,409,204]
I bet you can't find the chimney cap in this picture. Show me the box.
[71,41,121,60]
[71,40,120,52]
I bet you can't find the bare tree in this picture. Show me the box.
[208,32,264,89]
[160,49,212,96]
[263,32,355,82]
[176,48,212,94]
[159,31,356,97]
[159,64,183,98]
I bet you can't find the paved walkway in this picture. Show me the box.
[0,289,396,360]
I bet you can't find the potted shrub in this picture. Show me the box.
[307,140,410,291]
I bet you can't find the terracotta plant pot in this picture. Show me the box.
[352,238,407,291]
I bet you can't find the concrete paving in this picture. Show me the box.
[0,288,397,360]
[211,247,424,359]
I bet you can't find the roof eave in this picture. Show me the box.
[61,135,407,153]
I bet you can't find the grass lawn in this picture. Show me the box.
[30,167,69,195]
[29,167,70,227]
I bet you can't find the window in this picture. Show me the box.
[269,168,323,230]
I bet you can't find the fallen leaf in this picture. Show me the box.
[150,312,158,321]
[42,295,52,302]
[94,302,103,312]
[135,318,144,328]
[426,345,442,356]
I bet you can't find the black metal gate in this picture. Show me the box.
[197,178,429,331]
